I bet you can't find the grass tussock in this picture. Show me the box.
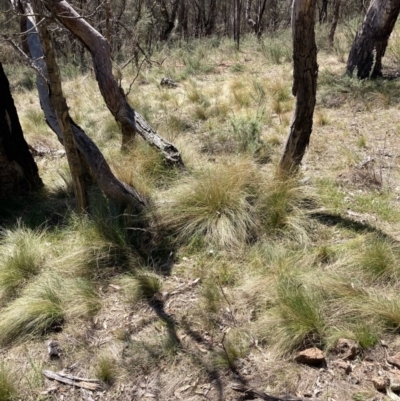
[0,363,17,401]
[94,353,118,385]
[118,270,162,303]
[0,225,48,301]
[156,160,258,250]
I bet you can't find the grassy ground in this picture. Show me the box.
[2,21,400,400]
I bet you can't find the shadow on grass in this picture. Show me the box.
[311,211,400,243]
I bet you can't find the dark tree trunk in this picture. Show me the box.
[279,0,318,172]
[328,0,341,46]
[347,0,400,79]
[0,61,43,198]
[246,0,267,38]
[319,0,328,23]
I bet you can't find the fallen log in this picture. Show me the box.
[43,370,103,391]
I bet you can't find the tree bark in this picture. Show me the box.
[246,0,267,38]
[42,0,183,167]
[32,0,89,213]
[328,0,341,46]
[0,61,43,198]
[279,0,318,172]
[319,0,328,23]
[18,0,147,213]
[347,0,400,79]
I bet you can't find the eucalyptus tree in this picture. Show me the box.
[347,0,400,79]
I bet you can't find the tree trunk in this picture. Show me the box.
[246,0,267,38]
[0,61,43,198]
[347,0,400,79]
[33,0,89,213]
[18,0,147,213]
[279,0,318,173]
[319,0,328,23]
[42,0,183,167]
[328,0,341,46]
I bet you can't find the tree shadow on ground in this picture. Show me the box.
[311,211,400,243]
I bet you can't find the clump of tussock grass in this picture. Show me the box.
[94,353,118,386]
[0,273,64,345]
[0,363,17,401]
[345,234,400,283]
[256,175,312,240]
[259,275,327,354]
[0,272,100,345]
[117,270,162,303]
[156,160,259,250]
[229,77,253,108]
[112,140,179,195]
[0,225,48,301]
[53,213,134,278]
[229,115,272,162]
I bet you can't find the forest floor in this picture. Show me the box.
[3,21,400,401]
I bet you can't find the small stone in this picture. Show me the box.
[335,338,360,360]
[294,347,325,366]
[47,340,62,359]
[371,376,389,391]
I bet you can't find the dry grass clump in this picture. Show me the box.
[259,275,327,354]
[345,234,400,283]
[0,363,17,401]
[0,271,100,345]
[156,160,259,250]
[256,175,312,240]
[94,353,118,386]
[117,270,162,303]
[0,273,64,346]
[112,140,179,197]
[0,225,48,302]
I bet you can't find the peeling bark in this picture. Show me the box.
[279,0,318,172]
[43,0,183,167]
[347,0,400,79]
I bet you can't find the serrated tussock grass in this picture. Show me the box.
[156,160,259,250]
[0,272,100,345]
[0,225,48,302]
[117,270,162,303]
[156,161,313,250]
